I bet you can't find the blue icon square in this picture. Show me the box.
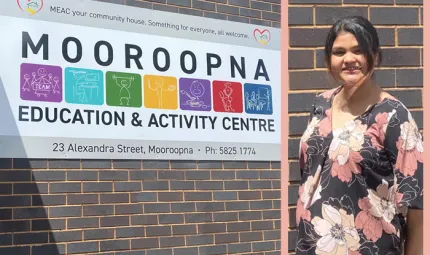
[244,83,273,115]
[65,67,104,105]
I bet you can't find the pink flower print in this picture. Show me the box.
[301,117,321,143]
[355,180,398,242]
[320,88,337,101]
[348,250,362,255]
[299,117,321,169]
[299,142,309,170]
[318,119,331,137]
[296,196,311,225]
[317,109,332,137]
[365,111,393,150]
[296,174,322,225]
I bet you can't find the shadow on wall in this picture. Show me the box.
[0,77,62,254]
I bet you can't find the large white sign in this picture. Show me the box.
[0,0,281,160]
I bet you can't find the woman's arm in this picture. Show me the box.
[404,209,423,255]
[383,103,424,255]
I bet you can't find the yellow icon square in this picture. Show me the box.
[144,75,178,110]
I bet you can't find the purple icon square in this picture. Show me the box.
[20,63,63,102]
[179,78,212,111]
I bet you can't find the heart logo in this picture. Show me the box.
[17,0,44,15]
[254,29,271,45]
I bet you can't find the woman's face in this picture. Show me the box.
[330,32,370,87]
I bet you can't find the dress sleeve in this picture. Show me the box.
[384,104,423,210]
[298,97,316,177]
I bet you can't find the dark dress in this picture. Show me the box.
[295,86,423,255]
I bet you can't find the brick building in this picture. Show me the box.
[0,0,422,255]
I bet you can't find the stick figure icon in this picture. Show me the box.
[180,80,210,109]
[113,75,134,106]
[219,82,235,112]
[148,77,176,108]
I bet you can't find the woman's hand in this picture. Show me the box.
[404,209,423,255]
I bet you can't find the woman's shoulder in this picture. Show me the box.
[370,92,420,143]
[311,87,341,110]
[372,91,412,118]
[315,87,340,101]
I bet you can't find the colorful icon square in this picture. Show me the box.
[106,71,142,108]
[212,80,243,113]
[243,83,273,115]
[20,63,63,102]
[179,78,212,112]
[65,67,104,105]
[144,75,178,110]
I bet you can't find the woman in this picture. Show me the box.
[295,16,423,255]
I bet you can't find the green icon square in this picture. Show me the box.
[106,71,142,108]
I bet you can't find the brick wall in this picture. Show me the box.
[287,0,423,253]
[0,0,282,255]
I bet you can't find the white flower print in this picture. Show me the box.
[328,120,366,182]
[302,166,322,208]
[296,168,323,224]
[384,109,396,132]
[311,204,360,255]
[329,120,366,165]
[400,112,423,153]
[301,117,320,143]
[367,180,397,222]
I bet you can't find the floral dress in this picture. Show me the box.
[295,86,423,255]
